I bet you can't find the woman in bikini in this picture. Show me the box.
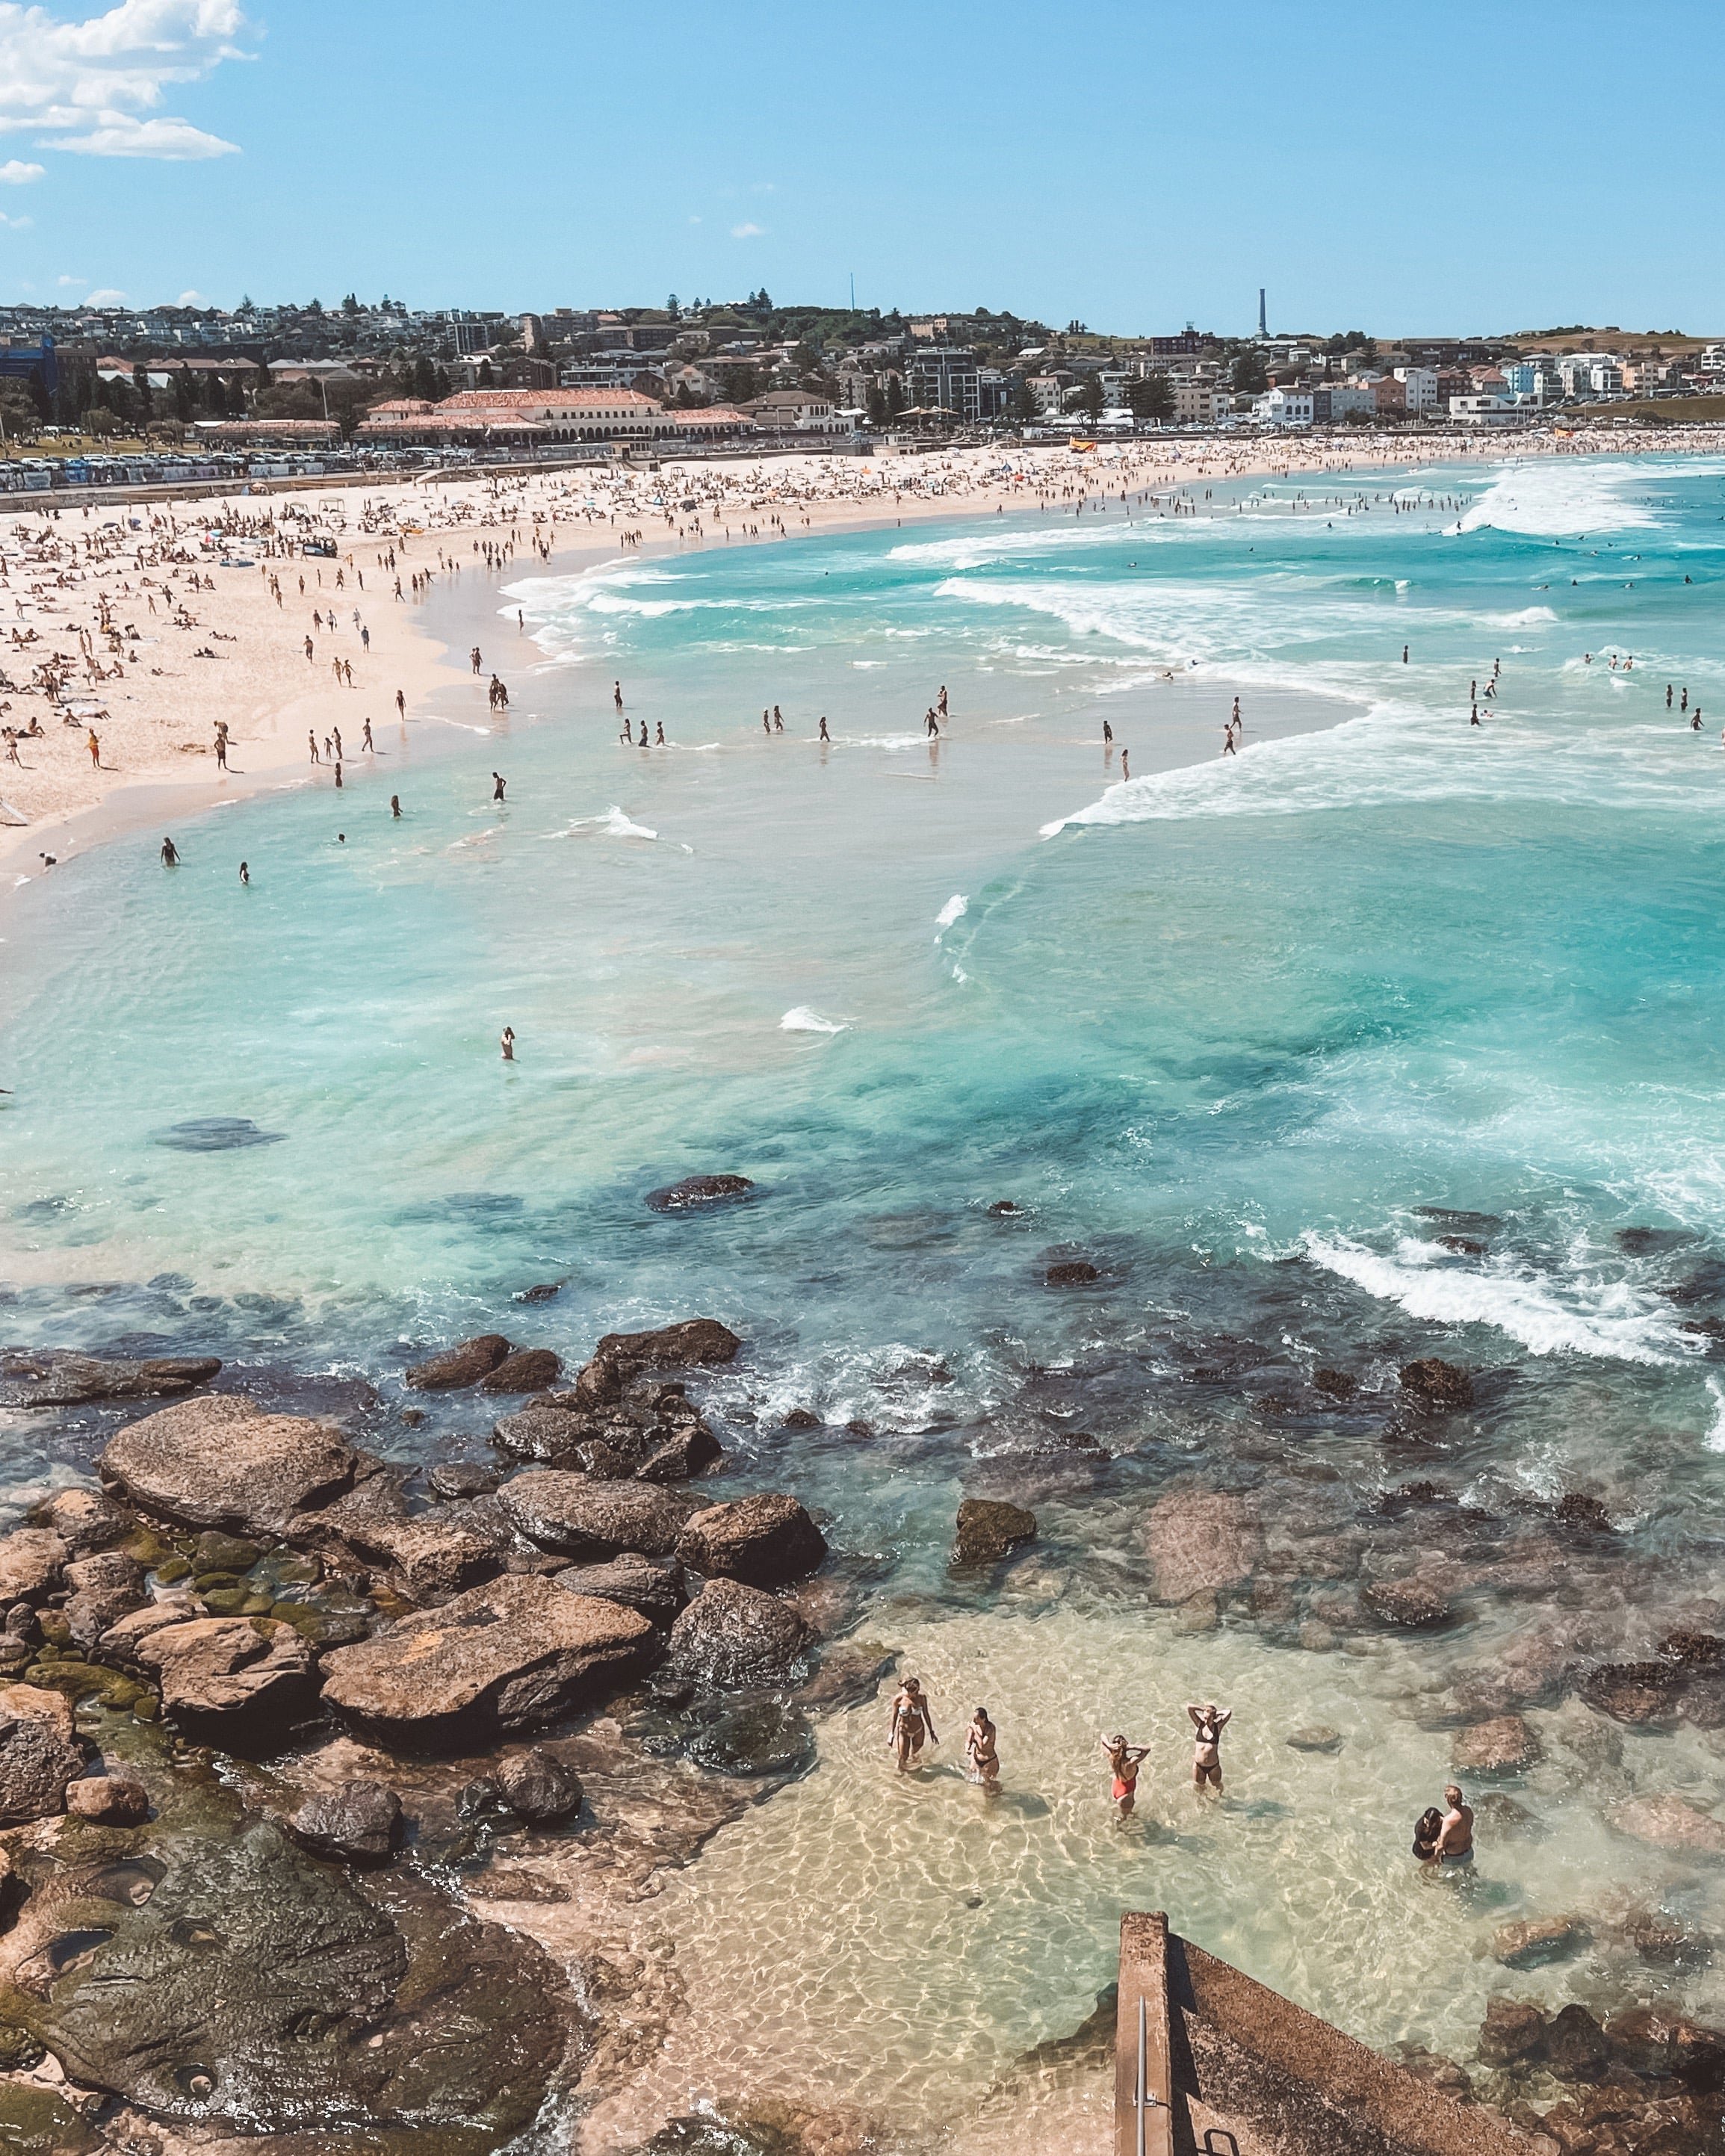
[1100,1733,1149,1818]
[888,1677,938,1773]
[1187,1702,1232,1794]
[964,1708,1000,1788]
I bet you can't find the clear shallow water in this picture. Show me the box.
[9,453,1725,2138]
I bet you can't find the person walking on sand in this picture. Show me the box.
[362,718,374,754]
[1435,1784,1473,1868]
[1100,1732,1149,1818]
[1187,1702,1232,1793]
[214,723,227,770]
[501,1026,515,1062]
[309,730,320,765]
[492,771,507,803]
[888,1676,938,1772]
[965,1707,1000,1787]
[396,689,406,719]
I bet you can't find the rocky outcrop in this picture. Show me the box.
[579,1317,742,1394]
[952,1498,1037,1567]
[492,1403,589,1463]
[480,1346,563,1394]
[1399,1357,1474,1410]
[325,1511,504,1603]
[1452,1715,1540,1772]
[1580,1660,1685,1726]
[552,1553,689,1626]
[61,1549,147,1650]
[1045,1260,1100,1286]
[0,1528,66,1604]
[638,1421,725,1481]
[320,1575,656,1747]
[669,1578,813,1688]
[1142,1490,1263,1604]
[0,1685,83,1824]
[64,1772,149,1824]
[498,1471,687,1560]
[99,1393,358,1539]
[133,1614,317,1735]
[495,1746,583,1824]
[0,1348,220,1408]
[29,1487,128,1555]
[403,1333,511,1390]
[1610,1794,1725,1856]
[678,1494,826,1588]
[645,1174,754,1213]
[1363,1579,1455,1629]
[289,1779,403,1865]
[1493,1915,1589,1968]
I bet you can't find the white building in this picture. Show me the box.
[1393,367,1439,412]
[1449,394,1521,426]
[1252,388,1313,427]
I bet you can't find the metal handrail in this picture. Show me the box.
[1133,1991,1162,2155]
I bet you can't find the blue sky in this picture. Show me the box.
[4,0,1721,335]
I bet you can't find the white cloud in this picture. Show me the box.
[0,158,42,182]
[0,211,30,226]
[176,285,205,304]
[0,1,250,161]
[58,272,84,285]
[730,220,764,239]
[85,285,125,303]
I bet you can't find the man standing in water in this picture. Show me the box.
[1187,1702,1231,1793]
[492,772,507,803]
[1435,1784,1473,1868]
[888,1676,938,1772]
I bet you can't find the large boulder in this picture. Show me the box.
[403,1333,511,1391]
[497,1470,686,1559]
[1452,1715,1540,1773]
[1611,1794,1725,1856]
[99,1394,358,1539]
[669,1579,814,1688]
[289,1779,403,1865]
[1363,1579,1456,1630]
[1493,1915,1589,1969]
[1142,1490,1263,1604]
[637,1422,725,1483]
[1478,1997,1548,2067]
[953,1499,1037,1567]
[678,1494,826,1587]
[324,1512,504,1603]
[575,1318,742,1403]
[1399,1358,1474,1410]
[479,1347,563,1394]
[0,1686,83,1824]
[1581,1661,1685,1726]
[492,1404,589,1465]
[64,1773,149,1824]
[0,1348,220,1408]
[133,1615,317,1735]
[0,1528,66,1604]
[320,1574,656,1747]
[29,1487,128,1555]
[1604,2006,1725,2089]
[62,1549,147,1652]
[553,1553,689,1626]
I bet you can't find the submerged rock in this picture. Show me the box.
[1399,1357,1475,1410]
[1286,1726,1344,1753]
[678,1494,826,1588]
[0,1348,221,1409]
[952,1498,1037,1567]
[1363,1579,1455,1629]
[1142,1490,1263,1604]
[1611,1794,1725,1856]
[99,1394,358,1539]
[1580,1660,1684,1726]
[689,1702,815,1779]
[1045,1259,1100,1286]
[1493,1915,1590,1969]
[320,1573,657,1747]
[495,1746,583,1824]
[288,1779,403,1865]
[498,1470,687,1560]
[63,1773,149,1824]
[1478,1995,1548,2066]
[669,1579,813,1688]
[403,1332,511,1390]
[645,1174,755,1213]
[1452,1716,1540,1772]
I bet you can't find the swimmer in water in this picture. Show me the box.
[238,861,249,886]
[965,1708,1000,1787]
[1100,1732,1149,1818]
[160,836,179,867]
[390,794,401,818]
[501,1026,515,1062]
[1187,1701,1232,1793]
[888,1676,938,1772]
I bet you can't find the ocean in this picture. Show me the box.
[7,450,1725,2145]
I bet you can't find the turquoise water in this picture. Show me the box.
[10,451,1725,2131]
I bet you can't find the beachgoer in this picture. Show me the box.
[938,686,948,717]
[773,705,784,732]
[501,1026,515,1062]
[335,762,343,789]
[1470,704,1481,726]
[1103,719,1113,745]
[362,719,374,753]
[888,1677,938,1772]
[1223,723,1236,756]
[390,794,401,818]
[160,837,179,867]
[637,720,648,747]
[1402,645,1409,663]
[1121,749,1130,781]
[395,690,405,718]
[238,861,249,886]
[1187,1702,1232,1791]
[1412,1806,1443,1864]
[655,722,666,746]
[1100,1732,1149,1818]
[87,729,100,767]
[492,772,506,802]
[1435,1785,1473,1868]
[819,716,830,742]
[613,680,624,713]
[309,730,320,764]
[965,1708,1000,1787]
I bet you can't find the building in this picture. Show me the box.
[1393,366,1439,412]
[1325,385,1377,421]
[902,344,981,424]
[1171,382,1230,425]
[1449,394,1521,425]
[1252,387,1314,426]
[743,389,847,433]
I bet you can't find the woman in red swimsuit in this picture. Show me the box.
[1100,1732,1150,1818]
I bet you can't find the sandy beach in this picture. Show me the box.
[2,420,1713,888]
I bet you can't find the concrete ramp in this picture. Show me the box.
[1115,1912,1551,2156]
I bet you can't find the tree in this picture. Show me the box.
[1077,374,1104,421]
[666,293,681,318]
[866,379,887,427]
[411,354,439,402]
[1232,349,1268,394]
[477,357,495,386]
[885,371,905,418]
[343,292,361,316]
[131,364,155,418]
[1127,373,1172,423]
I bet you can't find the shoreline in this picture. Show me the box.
[1,421,1709,895]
